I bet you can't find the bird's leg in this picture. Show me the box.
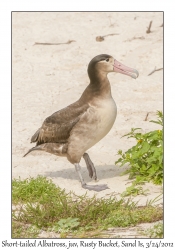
[74,163,86,186]
[74,163,109,192]
[83,153,97,180]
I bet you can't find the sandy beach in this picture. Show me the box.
[12,12,163,205]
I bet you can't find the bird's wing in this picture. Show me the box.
[31,101,89,145]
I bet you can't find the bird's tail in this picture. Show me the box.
[23,146,42,157]
[23,143,68,158]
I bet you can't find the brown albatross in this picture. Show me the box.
[24,54,139,191]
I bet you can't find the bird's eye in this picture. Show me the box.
[105,58,109,62]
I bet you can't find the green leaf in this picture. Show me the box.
[116,111,163,186]
[140,142,150,155]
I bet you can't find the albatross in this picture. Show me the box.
[24,54,139,192]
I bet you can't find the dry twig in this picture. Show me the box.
[124,36,145,42]
[146,21,153,34]
[34,40,76,45]
[96,33,119,42]
[108,16,115,27]
[144,112,149,121]
[148,67,163,76]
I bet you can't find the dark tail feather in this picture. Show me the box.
[31,128,40,143]
[23,147,35,157]
[23,146,43,157]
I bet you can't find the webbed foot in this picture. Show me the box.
[82,183,109,192]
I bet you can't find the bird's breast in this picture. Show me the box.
[67,97,117,161]
[91,97,117,143]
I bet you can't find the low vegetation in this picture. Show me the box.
[144,222,163,238]
[115,111,163,197]
[12,176,163,238]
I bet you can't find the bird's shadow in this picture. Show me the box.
[44,164,128,181]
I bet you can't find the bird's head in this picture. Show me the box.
[88,54,139,80]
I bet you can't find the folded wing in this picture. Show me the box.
[31,101,89,146]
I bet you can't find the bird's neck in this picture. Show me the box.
[80,73,112,103]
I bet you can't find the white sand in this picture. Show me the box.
[12,12,163,204]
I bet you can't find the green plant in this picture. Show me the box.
[51,218,80,232]
[115,111,163,185]
[121,183,149,197]
[144,222,163,238]
[12,176,60,204]
[12,221,39,238]
[12,176,163,238]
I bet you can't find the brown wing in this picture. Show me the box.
[31,100,89,146]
